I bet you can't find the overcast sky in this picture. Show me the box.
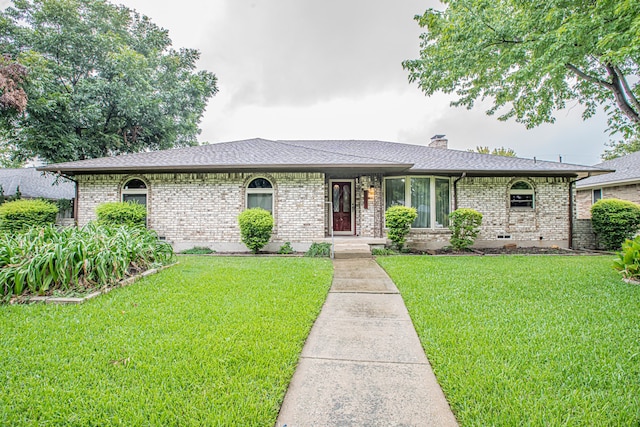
[4,0,614,165]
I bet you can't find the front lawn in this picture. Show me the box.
[0,256,333,426]
[377,255,640,426]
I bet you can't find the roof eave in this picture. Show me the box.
[577,177,640,190]
[38,163,415,175]
[403,169,611,178]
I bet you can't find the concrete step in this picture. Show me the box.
[333,243,372,259]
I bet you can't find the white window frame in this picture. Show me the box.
[592,188,602,204]
[121,178,148,205]
[509,181,535,209]
[246,177,274,213]
[383,176,452,229]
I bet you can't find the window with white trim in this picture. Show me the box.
[384,176,451,228]
[592,188,602,203]
[122,178,147,206]
[246,177,274,213]
[509,181,534,208]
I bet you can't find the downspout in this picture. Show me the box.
[568,173,592,249]
[453,172,467,210]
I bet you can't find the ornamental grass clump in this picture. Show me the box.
[448,208,483,250]
[238,208,274,253]
[0,199,58,233]
[0,224,174,299]
[385,205,418,251]
[591,199,640,250]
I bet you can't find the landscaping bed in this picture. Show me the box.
[378,255,640,426]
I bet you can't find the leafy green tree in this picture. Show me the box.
[469,146,516,157]
[602,136,640,160]
[404,1,640,139]
[0,0,218,164]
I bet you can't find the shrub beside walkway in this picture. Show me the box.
[276,258,458,426]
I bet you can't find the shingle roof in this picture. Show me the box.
[0,168,75,199]
[38,138,609,177]
[576,151,640,188]
[280,140,608,176]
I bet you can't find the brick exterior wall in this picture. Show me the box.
[76,172,574,251]
[406,176,572,249]
[576,182,640,219]
[76,172,325,252]
[572,218,596,249]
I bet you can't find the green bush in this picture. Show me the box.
[96,201,147,227]
[278,242,294,254]
[613,236,640,281]
[304,242,331,257]
[385,205,418,251]
[372,248,397,256]
[591,199,640,250]
[238,208,274,253]
[181,246,216,255]
[0,224,175,299]
[449,208,483,250]
[0,199,58,233]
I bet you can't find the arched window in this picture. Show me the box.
[509,181,534,208]
[246,177,273,213]
[122,178,148,206]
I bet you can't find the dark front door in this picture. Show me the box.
[332,181,353,234]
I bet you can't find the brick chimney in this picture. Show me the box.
[428,134,448,149]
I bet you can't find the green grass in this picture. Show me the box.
[0,256,333,426]
[377,255,640,426]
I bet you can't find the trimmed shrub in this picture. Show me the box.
[238,208,274,253]
[0,199,58,233]
[613,236,640,281]
[278,242,294,254]
[449,208,483,250]
[181,247,216,255]
[96,202,147,227]
[591,199,640,250]
[385,205,418,251]
[304,242,331,257]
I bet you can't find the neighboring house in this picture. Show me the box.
[0,167,76,224]
[576,151,640,219]
[39,137,608,251]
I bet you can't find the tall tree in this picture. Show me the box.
[0,0,218,163]
[403,1,640,143]
[470,146,516,157]
[602,137,640,160]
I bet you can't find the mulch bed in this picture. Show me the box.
[411,247,596,256]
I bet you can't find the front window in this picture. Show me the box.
[247,177,273,213]
[509,181,534,208]
[384,176,451,228]
[122,178,147,206]
[592,188,602,203]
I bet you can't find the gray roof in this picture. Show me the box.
[39,138,609,178]
[577,150,640,189]
[0,168,75,199]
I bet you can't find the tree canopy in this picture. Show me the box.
[403,0,640,143]
[469,146,516,157]
[0,0,218,164]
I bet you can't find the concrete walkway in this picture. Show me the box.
[276,258,458,427]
